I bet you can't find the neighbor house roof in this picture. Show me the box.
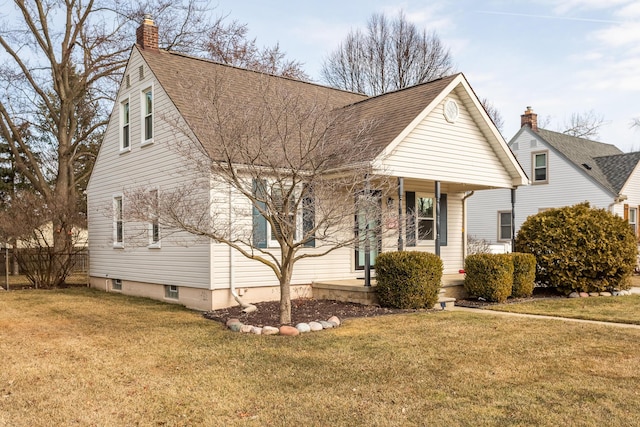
[594,151,640,194]
[535,128,624,195]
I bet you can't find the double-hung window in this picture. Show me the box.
[416,195,434,242]
[629,207,637,235]
[114,195,123,247]
[532,151,548,184]
[149,189,160,247]
[121,99,130,151]
[142,87,153,143]
[498,211,512,241]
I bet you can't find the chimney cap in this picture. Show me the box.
[143,14,154,25]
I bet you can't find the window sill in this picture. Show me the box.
[141,139,154,147]
[113,243,124,249]
[531,180,548,185]
[148,243,161,249]
[119,147,131,155]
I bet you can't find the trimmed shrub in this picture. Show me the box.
[375,251,443,309]
[510,253,536,298]
[464,253,513,303]
[515,202,637,294]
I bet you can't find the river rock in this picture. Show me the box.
[279,325,300,336]
[600,292,612,297]
[328,316,341,327]
[588,292,600,297]
[319,321,335,329]
[251,326,263,335]
[579,292,589,298]
[262,326,279,335]
[568,292,580,298]
[295,323,311,333]
[309,321,323,332]
[240,324,253,333]
[612,291,621,296]
[228,322,243,332]
[226,318,241,327]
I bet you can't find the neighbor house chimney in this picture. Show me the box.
[136,14,158,50]
[520,106,538,132]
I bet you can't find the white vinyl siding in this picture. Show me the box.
[378,92,514,189]
[87,48,210,289]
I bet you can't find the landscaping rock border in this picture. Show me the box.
[225,316,342,336]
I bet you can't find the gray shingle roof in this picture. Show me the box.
[535,129,625,194]
[594,152,640,194]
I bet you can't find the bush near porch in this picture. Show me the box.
[464,253,513,302]
[375,251,443,309]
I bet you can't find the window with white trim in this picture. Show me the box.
[120,99,130,151]
[498,211,512,241]
[113,195,123,247]
[142,87,153,143]
[629,207,637,235]
[165,285,178,299]
[416,194,434,242]
[149,189,160,247]
[532,151,548,183]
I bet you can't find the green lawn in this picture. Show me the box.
[1,288,640,426]
[487,294,640,325]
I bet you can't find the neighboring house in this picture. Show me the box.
[86,17,527,310]
[468,107,640,248]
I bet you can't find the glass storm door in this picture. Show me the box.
[355,192,380,270]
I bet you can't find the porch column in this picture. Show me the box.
[435,181,441,257]
[364,176,371,287]
[511,188,516,251]
[397,177,404,251]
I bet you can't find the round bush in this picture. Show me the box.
[464,253,513,303]
[515,202,637,294]
[375,251,443,309]
[510,253,536,298]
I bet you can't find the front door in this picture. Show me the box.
[355,191,381,270]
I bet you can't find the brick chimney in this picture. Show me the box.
[520,106,538,132]
[136,14,158,50]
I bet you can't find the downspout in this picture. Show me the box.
[229,185,257,313]
[462,191,475,260]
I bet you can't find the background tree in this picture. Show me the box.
[321,11,455,96]
[562,110,606,139]
[480,98,504,135]
[0,0,304,287]
[126,77,388,324]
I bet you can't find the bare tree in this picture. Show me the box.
[480,98,504,135]
[126,75,389,324]
[562,110,606,139]
[321,11,455,96]
[0,0,303,287]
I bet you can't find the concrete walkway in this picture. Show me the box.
[450,287,640,330]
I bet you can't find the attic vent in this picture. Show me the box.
[139,65,144,80]
[530,139,537,148]
[582,163,592,170]
[125,74,130,89]
[511,142,519,151]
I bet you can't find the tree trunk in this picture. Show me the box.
[279,261,293,325]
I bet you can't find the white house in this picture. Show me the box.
[468,107,640,247]
[86,17,527,310]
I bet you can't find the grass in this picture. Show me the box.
[487,294,640,325]
[2,288,640,426]
[1,272,88,289]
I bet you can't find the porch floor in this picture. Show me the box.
[312,273,466,307]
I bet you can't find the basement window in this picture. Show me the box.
[112,278,122,291]
[165,285,179,300]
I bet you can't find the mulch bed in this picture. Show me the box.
[455,286,564,308]
[203,298,426,327]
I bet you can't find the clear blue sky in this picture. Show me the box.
[212,0,640,152]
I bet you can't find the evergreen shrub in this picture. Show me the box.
[515,202,637,294]
[375,251,443,309]
[464,253,513,303]
[510,253,536,298]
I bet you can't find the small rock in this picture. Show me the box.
[612,291,621,296]
[251,326,263,335]
[240,324,253,333]
[226,318,241,327]
[262,326,279,335]
[588,292,599,297]
[228,322,243,332]
[295,323,311,333]
[568,292,580,298]
[327,316,341,327]
[279,325,300,336]
[600,292,612,297]
[309,321,323,332]
[621,290,631,296]
[319,321,335,329]
[579,292,589,298]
